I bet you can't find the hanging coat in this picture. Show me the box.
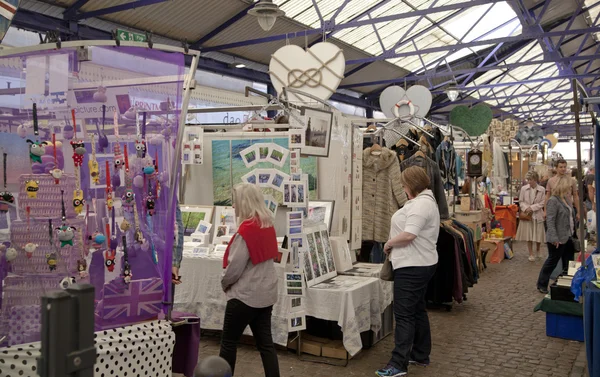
[362,147,407,242]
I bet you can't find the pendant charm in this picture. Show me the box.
[70,140,86,166]
[56,225,76,247]
[73,190,85,215]
[25,180,39,199]
[89,159,100,184]
[89,231,106,249]
[145,193,155,216]
[120,218,131,231]
[113,143,125,170]
[46,252,57,270]
[26,139,47,163]
[59,276,76,289]
[106,192,114,211]
[105,249,116,272]
[77,259,88,278]
[122,189,135,210]
[0,191,14,205]
[5,247,17,262]
[24,242,38,259]
[135,139,146,158]
[50,168,63,184]
[123,261,132,283]
[134,228,145,244]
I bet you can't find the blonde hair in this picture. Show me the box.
[525,170,539,182]
[233,183,273,228]
[553,176,572,198]
[400,166,430,197]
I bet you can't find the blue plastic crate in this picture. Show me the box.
[545,312,584,342]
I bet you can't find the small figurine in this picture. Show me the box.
[134,228,145,244]
[106,192,114,211]
[73,190,85,215]
[24,242,38,259]
[77,259,88,278]
[120,219,131,231]
[105,249,116,272]
[113,143,124,171]
[46,252,57,270]
[0,191,15,204]
[122,189,135,208]
[70,140,86,166]
[123,262,132,284]
[50,168,63,184]
[56,225,76,247]
[5,247,17,262]
[24,180,39,199]
[89,231,106,250]
[135,139,146,159]
[145,193,155,216]
[143,161,155,175]
[26,139,47,163]
[89,159,100,184]
[59,276,76,289]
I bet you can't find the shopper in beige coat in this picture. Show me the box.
[362,146,407,243]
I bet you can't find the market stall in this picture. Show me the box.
[0,40,198,376]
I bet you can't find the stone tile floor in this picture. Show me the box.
[196,242,588,377]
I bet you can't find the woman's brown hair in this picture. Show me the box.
[400,166,430,197]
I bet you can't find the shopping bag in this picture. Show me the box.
[380,255,394,281]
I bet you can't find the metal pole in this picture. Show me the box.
[571,79,587,248]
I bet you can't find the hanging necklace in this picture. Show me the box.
[88,134,100,184]
[121,144,134,212]
[49,133,63,184]
[26,104,47,164]
[24,206,37,259]
[105,209,117,272]
[70,115,86,215]
[122,235,132,283]
[56,190,76,247]
[0,152,14,211]
[46,219,58,271]
[105,161,114,211]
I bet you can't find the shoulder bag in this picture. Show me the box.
[380,254,394,281]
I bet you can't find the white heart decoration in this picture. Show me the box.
[269,42,345,102]
[379,85,433,119]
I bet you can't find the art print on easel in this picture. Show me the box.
[301,107,333,157]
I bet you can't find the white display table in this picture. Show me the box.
[174,255,392,356]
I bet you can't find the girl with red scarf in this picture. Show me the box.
[219,183,280,377]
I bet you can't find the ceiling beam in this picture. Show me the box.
[203,0,506,52]
[63,0,91,18]
[191,3,253,49]
[73,0,170,21]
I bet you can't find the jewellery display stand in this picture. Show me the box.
[0,41,198,362]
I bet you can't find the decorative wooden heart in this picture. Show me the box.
[449,104,493,137]
[269,42,345,102]
[379,85,432,119]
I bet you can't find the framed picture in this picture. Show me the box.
[267,145,289,167]
[275,247,289,266]
[213,206,237,241]
[308,200,335,232]
[180,205,214,237]
[282,180,308,206]
[242,170,257,185]
[289,129,305,149]
[288,296,305,313]
[240,145,259,168]
[288,311,306,331]
[195,220,212,235]
[301,107,333,157]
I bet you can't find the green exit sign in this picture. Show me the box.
[115,29,147,42]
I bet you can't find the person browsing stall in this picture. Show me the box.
[219,183,280,377]
[545,159,580,222]
[516,171,546,261]
[537,176,575,294]
[376,166,440,377]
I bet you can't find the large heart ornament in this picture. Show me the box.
[269,42,345,102]
[488,119,518,143]
[449,104,493,137]
[379,85,432,119]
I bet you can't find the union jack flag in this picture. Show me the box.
[101,278,163,323]
[0,0,18,21]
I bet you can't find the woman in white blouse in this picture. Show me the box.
[376,166,440,377]
[516,171,546,261]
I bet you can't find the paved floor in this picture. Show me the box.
[197,241,587,377]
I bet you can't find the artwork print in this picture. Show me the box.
[303,223,337,287]
[211,138,317,205]
[302,107,333,157]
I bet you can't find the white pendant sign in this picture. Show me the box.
[269,42,345,102]
[379,85,432,119]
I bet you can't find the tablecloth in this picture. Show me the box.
[174,256,392,356]
[534,296,583,317]
[584,282,600,377]
[0,320,175,377]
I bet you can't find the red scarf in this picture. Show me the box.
[223,219,279,268]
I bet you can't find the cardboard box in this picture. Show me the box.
[321,340,348,360]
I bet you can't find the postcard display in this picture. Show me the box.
[0,45,192,376]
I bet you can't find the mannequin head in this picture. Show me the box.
[400,166,430,199]
[232,183,273,228]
